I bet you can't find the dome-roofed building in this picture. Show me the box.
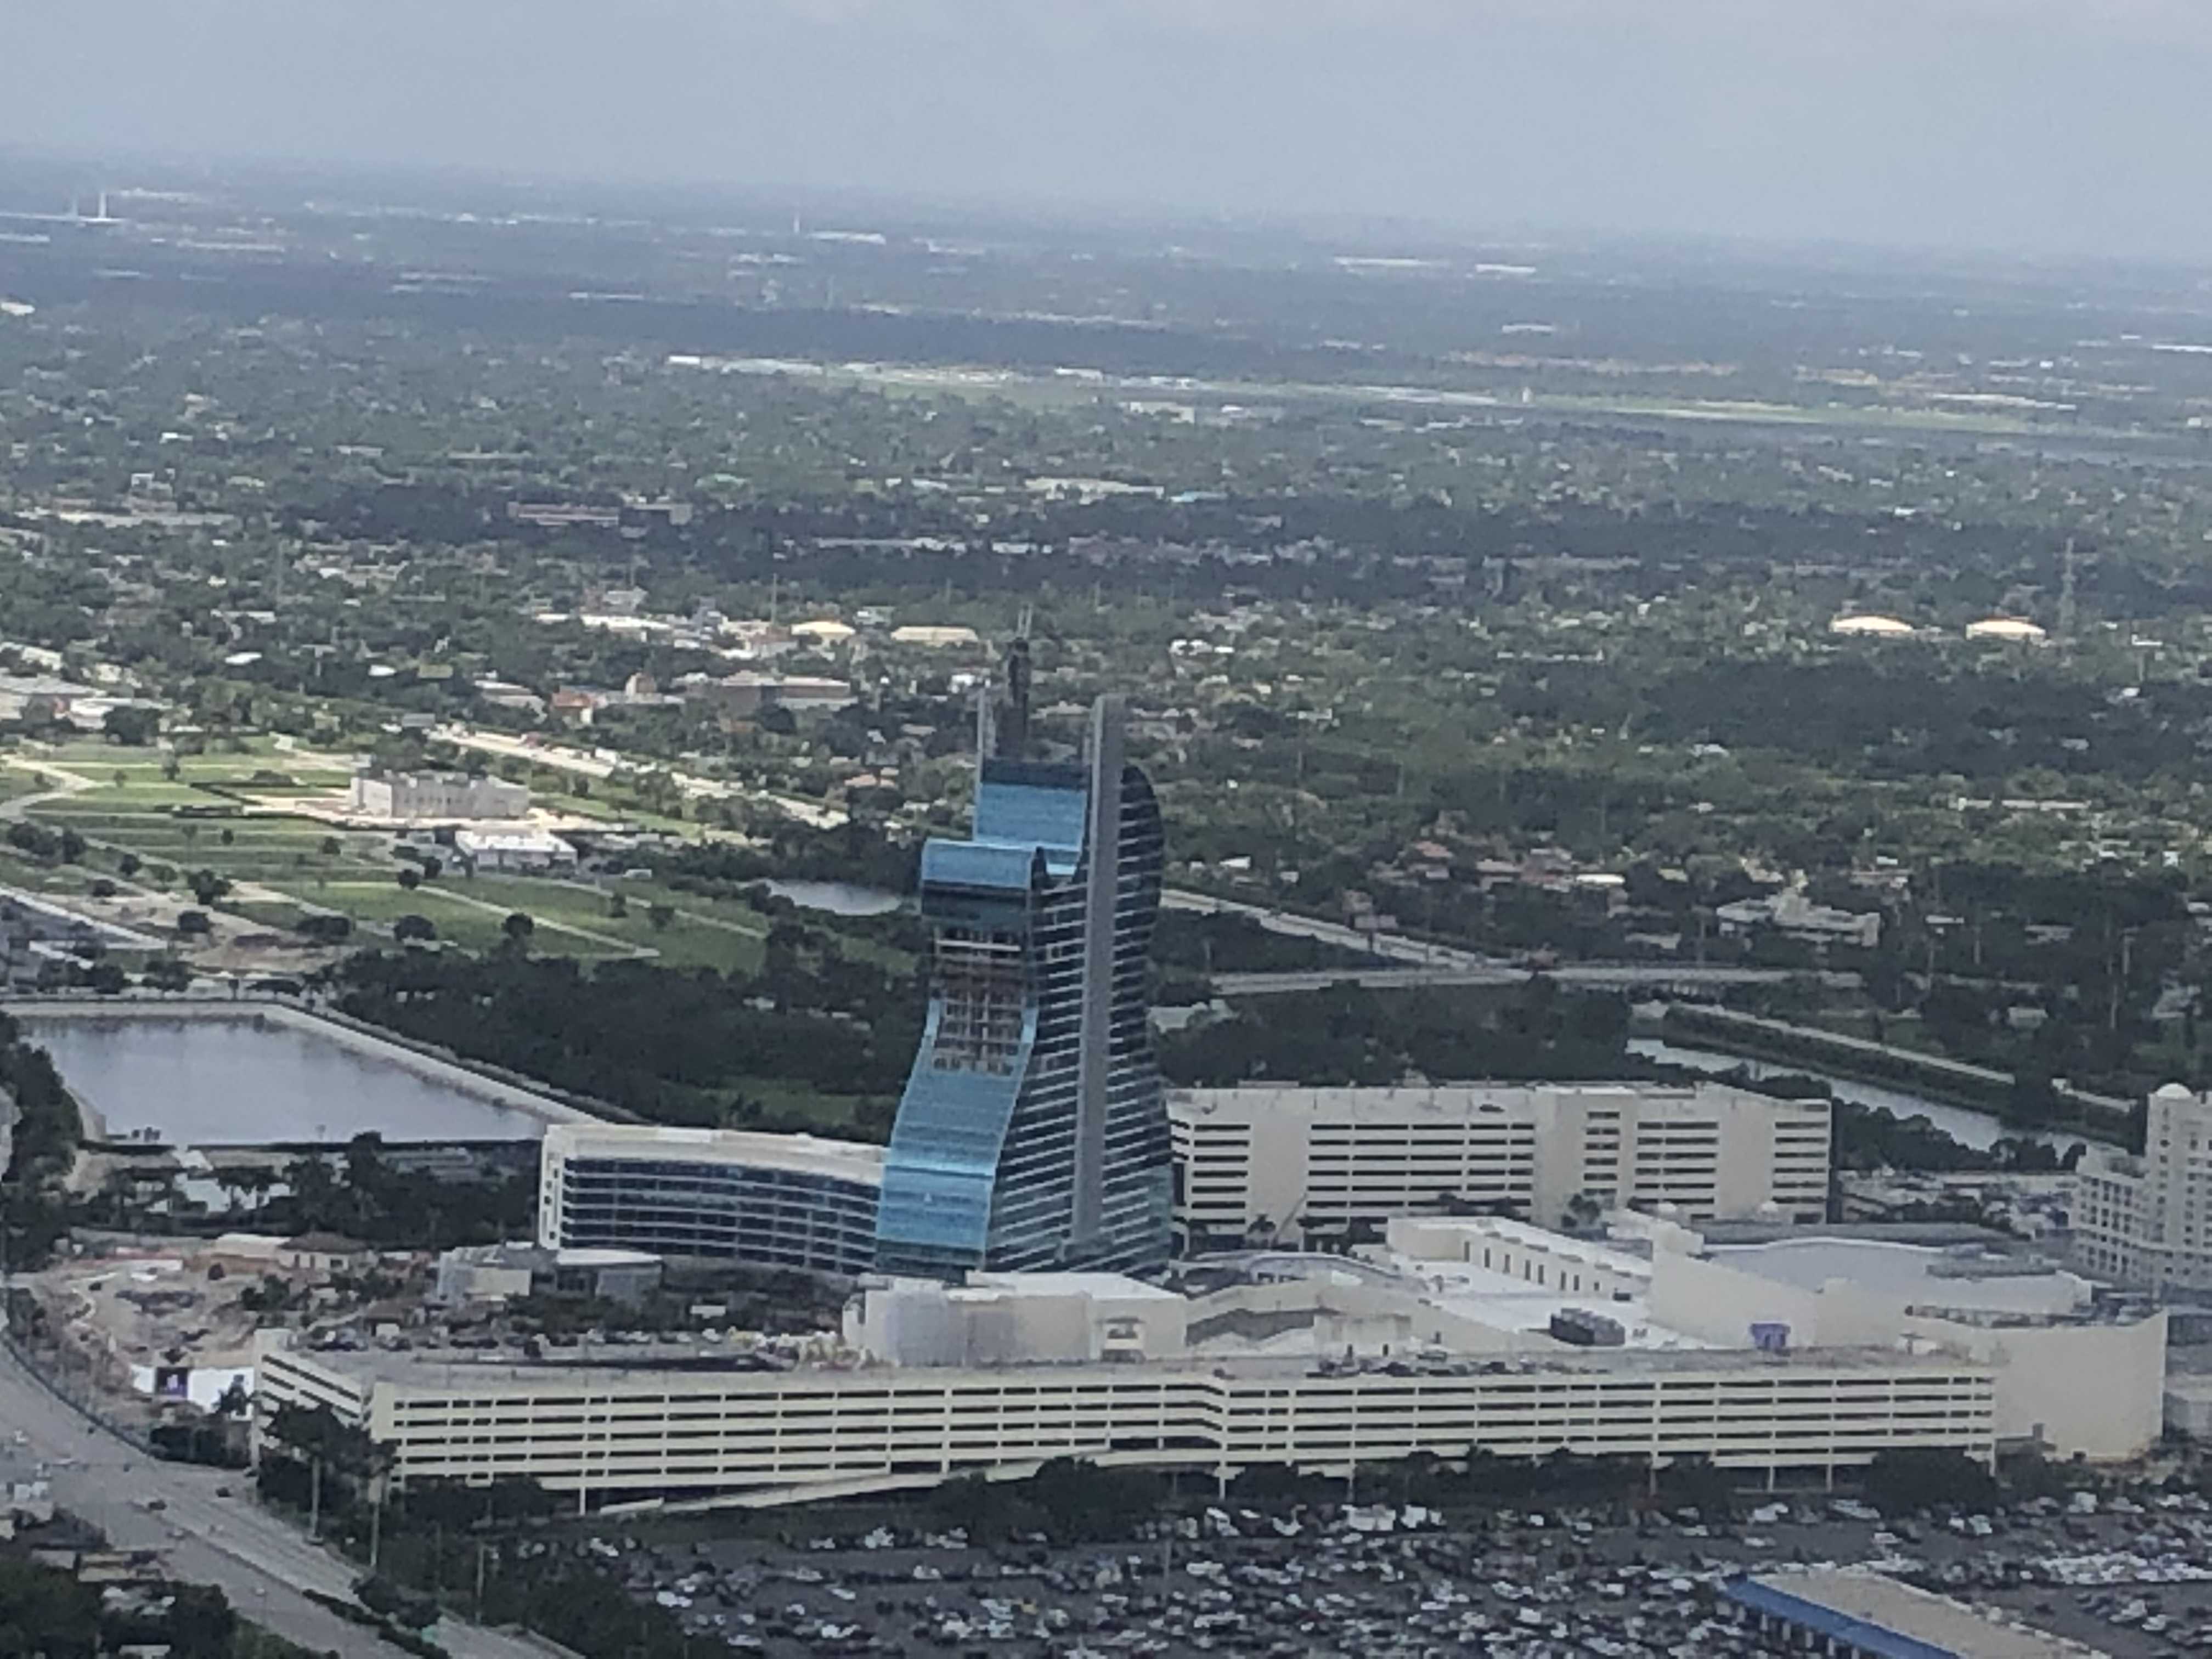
[1827,613,1915,637]
[1965,616,2048,642]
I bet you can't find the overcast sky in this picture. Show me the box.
[6,0,2212,260]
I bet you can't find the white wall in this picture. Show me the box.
[1645,1240,2167,1463]
[1904,1311,2167,1462]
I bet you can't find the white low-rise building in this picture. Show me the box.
[1714,888,1881,950]
[1646,1228,2165,1462]
[255,1200,2147,1506]
[454,828,577,873]
[253,1330,1996,1510]
[1170,1081,1830,1245]
[349,770,531,822]
[435,1243,664,1306]
[846,1272,1189,1367]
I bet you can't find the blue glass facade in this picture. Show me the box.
[874,697,1173,1278]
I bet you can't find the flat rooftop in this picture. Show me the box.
[1370,1254,1702,1352]
[543,1124,885,1185]
[959,1271,1184,1302]
[1707,1237,2085,1317]
[1170,1079,1804,1118]
[274,1339,1988,1396]
[1729,1568,2101,1658]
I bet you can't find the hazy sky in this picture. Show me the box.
[7,0,2212,259]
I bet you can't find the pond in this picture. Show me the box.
[761,879,905,917]
[23,1012,555,1146]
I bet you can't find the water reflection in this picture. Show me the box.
[24,1015,545,1146]
[1627,1037,2080,1153]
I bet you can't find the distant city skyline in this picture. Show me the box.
[7,2,2212,263]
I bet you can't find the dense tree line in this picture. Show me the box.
[0,1011,77,1266]
[1159,979,1635,1088]
[324,945,921,1131]
[0,1559,240,1659]
[273,1133,537,1250]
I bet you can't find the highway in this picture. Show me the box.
[1161,889,1853,993]
[1161,887,1497,970]
[0,1342,553,1659]
[1210,963,1829,995]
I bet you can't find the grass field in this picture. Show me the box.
[3,744,890,979]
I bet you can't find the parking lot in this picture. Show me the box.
[525,1484,2212,1657]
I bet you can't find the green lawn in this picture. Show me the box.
[444,874,768,973]
[275,880,564,955]
[9,752,886,980]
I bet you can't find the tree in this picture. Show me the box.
[176,910,213,938]
[606,891,628,919]
[355,1575,439,1631]
[117,851,142,877]
[646,902,674,932]
[187,868,230,907]
[1864,1447,1998,1516]
[153,1582,237,1658]
[393,913,437,944]
[0,1557,100,1657]
[143,956,193,992]
[396,867,421,890]
[501,911,535,946]
[102,704,159,745]
[1656,1453,1737,1519]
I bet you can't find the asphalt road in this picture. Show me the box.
[1210,964,1814,995]
[1160,889,1854,992]
[0,1344,553,1659]
[1161,888,1497,970]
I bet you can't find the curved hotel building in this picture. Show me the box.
[873,691,1175,1278]
[537,1123,884,1276]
